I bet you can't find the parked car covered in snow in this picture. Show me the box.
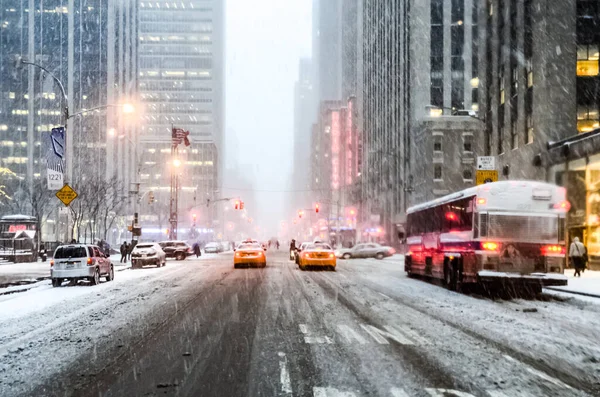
[50,244,114,287]
[131,242,166,268]
[158,241,193,260]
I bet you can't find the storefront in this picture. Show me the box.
[546,130,600,270]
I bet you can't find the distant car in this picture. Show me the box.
[298,243,336,271]
[50,244,114,287]
[336,243,395,260]
[294,242,311,264]
[158,241,193,260]
[204,242,224,254]
[131,242,166,268]
[234,242,266,268]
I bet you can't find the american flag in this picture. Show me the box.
[171,128,191,147]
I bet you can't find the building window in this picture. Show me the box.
[526,115,534,144]
[577,44,600,76]
[499,74,505,104]
[577,104,600,132]
[434,164,443,180]
[462,169,473,180]
[434,136,442,152]
[526,60,533,87]
[463,135,473,152]
[511,120,518,149]
[431,1,444,109]
[498,105,505,154]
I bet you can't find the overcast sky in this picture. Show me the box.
[225,0,312,235]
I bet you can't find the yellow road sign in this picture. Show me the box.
[56,184,78,206]
[476,170,498,185]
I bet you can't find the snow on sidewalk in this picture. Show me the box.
[545,269,600,298]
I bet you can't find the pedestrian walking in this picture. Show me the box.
[569,237,587,277]
[193,242,201,258]
[120,242,127,263]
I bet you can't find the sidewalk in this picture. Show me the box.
[0,254,129,288]
[545,269,600,298]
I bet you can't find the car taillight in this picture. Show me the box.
[542,245,565,255]
[304,253,310,258]
[50,260,54,267]
[235,252,241,257]
[481,242,499,251]
[87,257,93,265]
[553,200,571,212]
[476,198,487,205]
[329,253,334,258]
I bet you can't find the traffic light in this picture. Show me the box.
[240,201,245,210]
[298,210,304,218]
[234,200,240,210]
[315,203,320,213]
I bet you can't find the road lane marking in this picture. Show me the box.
[486,392,512,397]
[378,292,391,299]
[390,387,410,397]
[425,389,477,397]
[278,352,292,395]
[336,324,367,344]
[503,355,572,390]
[397,326,430,345]
[304,336,334,344]
[360,324,414,345]
[313,387,357,396]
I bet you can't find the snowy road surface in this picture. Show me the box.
[1,252,599,397]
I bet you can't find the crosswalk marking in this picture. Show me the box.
[336,324,367,344]
[313,387,357,397]
[425,389,477,397]
[359,324,415,345]
[305,336,334,344]
[390,387,411,397]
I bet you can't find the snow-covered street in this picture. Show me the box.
[1,251,599,396]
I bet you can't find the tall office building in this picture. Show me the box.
[0,1,136,209]
[358,0,482,244]
[137,1,225,236]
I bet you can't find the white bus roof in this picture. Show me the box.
[407,181,566,214]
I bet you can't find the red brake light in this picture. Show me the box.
[553,200,571,212]
[482,242,499,251]
[542,245,565,255]
[445,212,458,221]
[87,257,93,265]
[50,260,54,267]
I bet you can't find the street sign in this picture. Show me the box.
[476,170,498,185]
[477,156,496,170]
[56,184,78,206]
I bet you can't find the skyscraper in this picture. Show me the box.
[137,0,225,234]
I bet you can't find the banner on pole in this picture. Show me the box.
[42,127,66,190]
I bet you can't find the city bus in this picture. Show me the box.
[404,181,569,293]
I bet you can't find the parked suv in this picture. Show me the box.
[50,244,114,287]
[158,241,193,260]
[131,242,167,268]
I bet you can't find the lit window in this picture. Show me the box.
[577,44,599,76]
[434,165,443,180]
[499,74,505,104]
[526,115,534,144]
[9,92,15,99]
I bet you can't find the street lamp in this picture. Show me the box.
[172,158,182,168]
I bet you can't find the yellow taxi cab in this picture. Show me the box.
[298,242,336,271]
[234,242,266,268]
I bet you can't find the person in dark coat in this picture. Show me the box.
[193,242,201,258]
[120,242,127,263]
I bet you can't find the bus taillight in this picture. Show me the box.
[542,245,565,255]
[476,198,487,205]
[553,200,571,212]
[482,242,499,251]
